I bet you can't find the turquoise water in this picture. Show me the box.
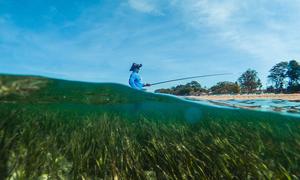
[186,98,300,118]
[1,75,300,179]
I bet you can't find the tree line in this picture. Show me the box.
[155,60,300,95]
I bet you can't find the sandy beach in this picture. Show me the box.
[186,93,300,101]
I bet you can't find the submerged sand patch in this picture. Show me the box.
[187,93,300,101]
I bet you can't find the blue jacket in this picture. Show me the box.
[129,72,144,90]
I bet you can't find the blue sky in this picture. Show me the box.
[1,0,300,91]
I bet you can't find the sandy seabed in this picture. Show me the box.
[187,93,300,101]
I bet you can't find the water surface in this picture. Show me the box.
[1,75,299,179]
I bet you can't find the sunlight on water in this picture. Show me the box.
[185,97,300,118]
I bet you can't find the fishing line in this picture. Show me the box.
[150,73,233,86]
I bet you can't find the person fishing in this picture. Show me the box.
[129,63,151,90]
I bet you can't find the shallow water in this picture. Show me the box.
[185,97,300,117]
[1,75,300,179]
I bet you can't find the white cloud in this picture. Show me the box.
[127,0,171,15]
[188,0,238,26]
[179,0,300,65]
[126,0,300,65]
[2,0,300,87]
[0,3,179,83]
[128,0,158,13]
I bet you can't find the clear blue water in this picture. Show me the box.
[185,98,300,117]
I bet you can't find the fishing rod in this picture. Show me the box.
[150,73,232,86]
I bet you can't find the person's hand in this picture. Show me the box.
[144,83,151,87]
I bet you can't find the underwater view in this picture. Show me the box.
[0,75,300,179]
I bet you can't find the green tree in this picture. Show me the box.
[210,81,240,94]
[286,60,300,92]
[185,81,207,95]
[173,85,191,95]
[186,81,201,89]
[268,61,288,93]
[154,88,173,94]
[155,81,207,96]
[266,85,275,93]
[238,69,262,93]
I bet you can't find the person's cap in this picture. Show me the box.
[130,63,142,71]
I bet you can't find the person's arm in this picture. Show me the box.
[135,74,144,90]
[129,73,139,89]
[135,74,151,89]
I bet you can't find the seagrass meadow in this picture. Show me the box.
[0,75,300,179]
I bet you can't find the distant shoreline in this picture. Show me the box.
[186,93,300,101]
